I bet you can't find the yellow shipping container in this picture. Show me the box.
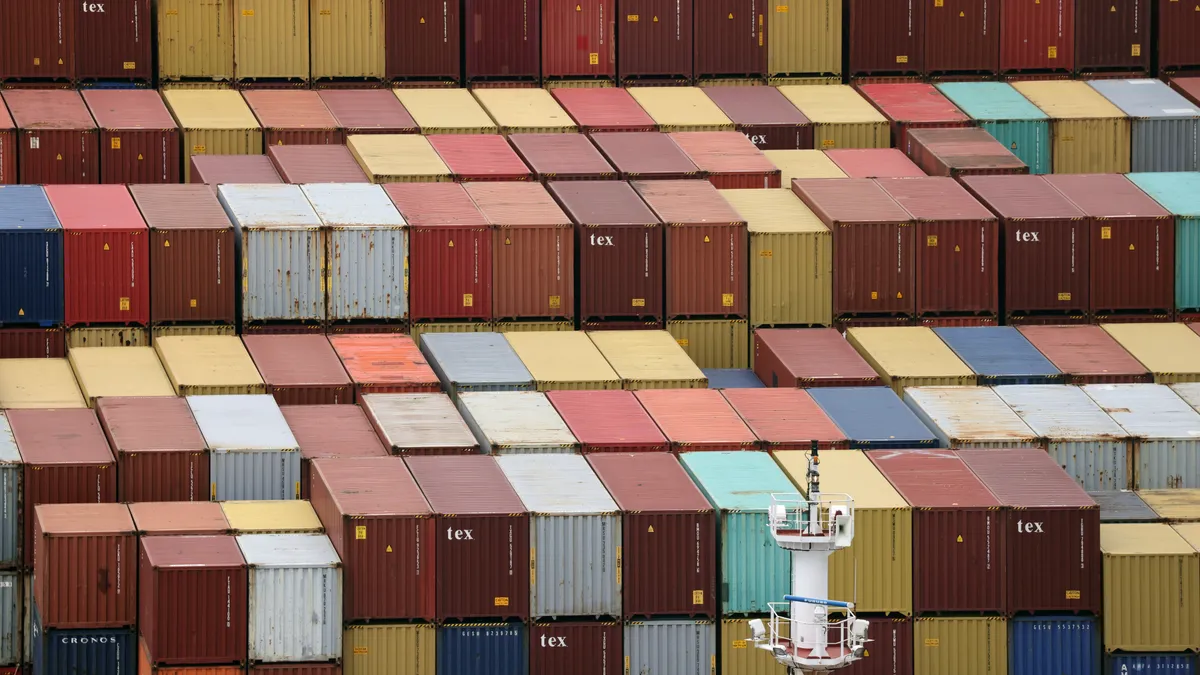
[0,359,86,409]
[157,0,235,81]
[233,0,310,81]
[68,347,175,406]
[343,623,435,675]
[667,319,749,369]
[66,327,150,348]
[846,326,976,395]
[221,500,324,534]
[1140,489,1200,522]
[394,89,499,134]
[775,450,912,615]
[721,189,833,327]
[720,618,785,675]
[587,330,707,389]
[158,81,235,91]
[776,86,889,149]
[163,90,263,183]
[767,0,842,78]
[1101,322,1200,384]
[763,150,847,184]
[1010,81,1131,174]
[310,0,385,80]
[152,325,237,340]
[1102,523,1200,652]
[504,331,621,390]
[915,617,1008,675]
[472,89,578,134]
[407,322,491,347]
[627,87,736,132]
[153,336,266,396]
[493,321,574,333]
[347,134,452,183]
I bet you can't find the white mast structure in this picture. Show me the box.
[748,446,870,674]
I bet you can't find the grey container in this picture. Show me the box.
[457,392,579,455]
[1088,491,1162,523]
[0,571,19,666]
[623,619,715,675]
[993,385,1133,491]
[301,184,408,323]
[1083,384,1200,490]
[496,454,620,619]
[218,184,326,324]
[0,414,20,568]
[187,394,302,500]
[359,393,480,454]
[420,332,535,401]
[902,386,1039,450]
[1088,79,1200,172]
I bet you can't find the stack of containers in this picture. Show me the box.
[457,391,579,455]
[187,394,301,500]
[1087,79,1200,173]
[280,404,389,498]
[1128,173,1200,320]
[81,90,181,185]
[0,187,63,338]
[161,90,263,185]
[1,90,98,185]
[903,386,1040,450]
[1082,384,1200,489]
[0,416,18,671]
[935,82,1052,175]
[419,332,535,402]
[809,386,939,450]
[703,86,813,150]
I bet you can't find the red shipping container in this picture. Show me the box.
[1159,2,1200,72]
[0,327,65,358]
[128,502,231,537]
[0,101,14,184]
[33,503,135,628]
[243,91,344,147]
[464,0,541,82]
[1044,173,1174,317]
[791,179,916,319]
[189,155,283,187]
[243,335,353,406]
[317,90,418,135]
[542,0,615,81]
[429,134,534,182]
[669,132,782,189]
[552,88,657,132]
[960,175,1089,319]
[509,134,617,181]
[849,0,925,76]
[1173,77,1200,107]
[75,0,150,82]
[546,390,669,452]
[856,83,972,152]
[310,457,436,622]
[581,319,665,331]
[702,86,813,150]
[329,334,441,395]
[590,132,701,179]
[2,90,98,184]
[1075,0,1149,73]
[693,0,766,78]
[95,396,208,503]
[281,405,390,498]
[634,389,759,451]
[721,387,849,450]
[752,327,884,388]
[129,184,237,325]
[45,185,149,326]
[618,0,693,82]
[139,535,247,665]
[385,183,492,321]
[267,145,369,183]
[869,449,1006,614]
[905,127,1029,177]
[844,617,914,675]
[405,455,529,621]
[0,0,76,81]
[82,90,180,184]
[825,149,927,178]
[465,182,574,320]
[1016,324,1152,384]
[925,0,999,76]
[876,176,1000,318]
[631,180,747,318]
[1000,0,1075,73]
[385,0,461,82]
[530,621,622,675]
[547,181,664,321]
[587,453,716,618]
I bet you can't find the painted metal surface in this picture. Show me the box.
[156,0,234,80]
[348,134,451,182]
[702,369,763,389]
[925,0,998,75]
[317,90,416,136]
[430,134,534,181]
[394,89,498,135]
[590,132,701,179]
[0,0,75,81]
[1088,490,1160,523]
[384,0,460,82]
[530,621,621,675]
[281,405,388,497]
[857,83,972,151]
[591,329,708,390]
[330,334,441,395]
[617,0,693,82]
[67,347,173,405]
[502,331,620,391]
[220,501,321,535]
[243,335,351,406]
[438,623,528,675]
[509,134,617,181]
[232,0,310,80]
[1010,81,1131,175]
[0,416,20,568]
[903,127,1029,178]
[1084,383,1200,490]
[635,388,761,450]
[269,145,369,184]
[667,319,748,370]
[1128,172,1200,313]
[1016,324,1151,385]
[31,613,134,675]
[845,326,975,393]
[82,90,179,184]
[154,336,265,396]
[999,0,1073,73]
[542,0,614,80]
[0,106,13,186]
[1089,79,1200,172]
[463,0,540,82]
[127,502,230,537]
[1160,4,1200,71]
[670,132,781,189]
[310,0,385,80]
[848,0,923,76]
[767,0,842,78]
[545,390,668,452]
[3,89,98,185]
[190,155,282,187]
[723,388,846,450]
[809,386,937,449]
[914,617,1008,675]
[33,503,136,629]
[826,148,926,178]
[1103,323,1200,384]
[0,571,17,666]
[1107,653,1198,673]
[703,86,812,151]
[187,395,299,500]
[1075,0,1149,73]
[933,327,1062,385]
[242,91,343,147]
[342,623,435,675]
[623,620,715,675]
[1101,523,1200,652]
[469,88,581,134]
[936,82,1051,175]
[0,328,64,359]
[419,332,534,401]
[692,0,766,78]
[360,393,479,455]
[551,88,657,132]
[629,87,734,132]
[903,386,1038,449]
[162,90,263,184]
[0,360,86,409]
[458,392,578,455]
[0,186,63,327]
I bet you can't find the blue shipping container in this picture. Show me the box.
[438,622,528,675]
[31,603,135,675]
[933,327,1063,385]
[936,82,1052,175]
[1010,615,1100,675]
[1107,653,1197,674]
[420,332,536,401]
[1128,173,1200,313]
[701,369,765,389]
[808,387,938,449]
[0,186,64,326]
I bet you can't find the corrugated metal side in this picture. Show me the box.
[542,0,615,80]
[531,513,621,619]
[16,129,98,186]
[384,0,461,82]
[1075,0,1149,72]
[979,120,1051,175]
[717,511,790,616]
[0,328,65,359]
[1129,117,1200,174]
[529,622,621,675]
[623,620,715,675]
[667,320,749,370]
[342,623,435,675]
[120,450,209,503]
[157,0,235,80]
[463,0,541,82]
[1138,438,1200,490]
[31,618,135,675]
[149,228,237,325]
[0,571,18,665]
[999,0,1073,72]
[720,618,790,675]
[624,512,717,618]
[210,450,301,501]
[0,449,18,567]
[914,617,1008,675]
[438,623,528,675]
[242,229,326,323]
[912,507,1005,613]
[310,0,385,79]
[692,0,766,79]
[36,528,137,629]
[848,0,923,75]
[1103,525,1200,652]
[328,226,406,322]
[0,228,63,327]
[66,327,149,348]
[0,0,75,81]
[1106,653,1199,673]
[1047,440,1130,492]
[248,565,342,662]
[233,0,310,80]
[617,0,693,82]
[767,0,842,77]
[435,515,531,621]
[1050,118,1132,174]
[924,0,999,75]
[1009,616,1099,675]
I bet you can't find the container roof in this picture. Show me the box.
[551,88,657,131]
[1015,325,1152,381]
[35,503,133,534]
[956,448,1095,507]
[792,179,913,225]
[809,387,938,447]
[241,335,352,389]
[393,88,497,133]
[317,89,417,132]
[762,150,848,182]
[547,180,662,226]
[280,405,389,460]
[1082,384,1200,440]
[932,326,1061,378]
[589,330,707,388]
[236,533,341,567]
[8,408,112,464]
[497,454,617,514]
[876,177,998,222]
[632,180,746,225]
[587,453,712,512]
[857,83,971,123]
[464,182,570,227]
[242,90,340,129]
[1088,491,1160,523]
[1044,174,1171,218]
[82,89,178,129]
[0,413,19,464]
[992,385,1129,441]
[868,449,1001,508]
[960,175,1085,219]
[472,88,577,132]
[458,392,578,448]
[44,185,148,231]
[1102,323,1200,379]
[359,393,479,452]
[504,330,620,387]
[935,82,1049,121]
[186,394,298,451]
[221,500,324,534]
[0,186,60,231]
[635,389,758,447]
[627,87,734,129]
[0,359,86,409]
[704,85,810,125]
[128,184,234,231]
[405,455,526,514]
[154,336,264,390]
[1127,172,1200,217]
[217,184,322,229]
[69,347,175,402]
[903,386,1037,446]
[1138,489,1200,522]
[775,449,906,509]
[95,396,208,453]
[301,184,406,227]
[847,326,974,378]
[313,456,432,516]
[545,390,668,449]
[1100,523,1197,555]
[1088,79,1200,119]
[1011,81,1127,120]
[722,388,846,446]
[419,332,534,387]
[679,451,798,511]
[141,535,245,568]
[776,85,888,124]
[129,502,230,535]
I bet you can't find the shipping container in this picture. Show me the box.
[869,450,1005,613]
[128,502,230,536]
[856,84,972,151]
[844,326,974,393]
[463,0,540,82]
[0,570,19,665]
[903,386,1038,449]
[268,145,369,183]
[545,390,668,452]
[692,0,766,78]
[809,386,937,449]
[317,89,416,136]
[509,134,617,181]
[529,622,620,675]
[162,90,263,184]
[429,135,534,182]
[667,318,748,369]
[825,149,926,178]
[999,0,1073,73]
[702,369,763,389]
[154,335,265,396]
[669,132,782,189]
[719,616,793,675]
[242,91,342,147]
[404,455,530,621]
[329,334,440,395]
[360,393,479,455]
[589,132,701,180]
[703,86,812,150]
[924,0,998,76]
[1009,82,1130,174]
[237,533,342,663]
[763,150,847,183]
[0,0,76,82]
[156,0,234,81]
[1102,323,1200,384]
[1140,488,1200,522]
[767,0,842,78]
[590,330,708,390]
[2,90,97,185]
[473,88,577,134]
[503,331,620,390]
[1128,172,1200,313]
[1082,383,1200,489]
[152,325,237,340]
[623,620,715,675]
[419,332,534,400]
[1161,11,1200,74]
[1087,79,1200,172]
[551,88,657,132]
[1107,653,1199,674]
[68,346,173,405]
[617,0,693,82]
[82,90,179,184]
[66,326,148,348]
[439,623,527,675]
[310,0,385,80]
[384,0,459,81]
[457,391,579,454]
[309,457,435,622]
[343,623,435,675]
[848,0,923,76]
[280,405,388,497]
[914,617,1007,675]
[1101,523,1200,652]
[187,394,300,500]
[628,87,735,132]
[0,416,20,567]
[0,187,63,327]
[933,327,1063,385]
[934,83,1051,175]
[394,88,499,135]
[750,327,877,388]
[190,155,283,187]
[0,359,84,408]
[903,127,1030,181]
[242,335,351,406]
[0,328,64,358]
[96,397,209,503]
[348,133,452,183]
[232,0,309,81]
[635,389,756,451]
[33,503,135,628]
[1091,490,1160,523]
[1076,0,1149,73]
[247,666,341,675]
[31,614,134,675]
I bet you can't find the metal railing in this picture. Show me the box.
[768,493,855,538]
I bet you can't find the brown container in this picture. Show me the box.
[139,535,247,665]
[826,148,927,178]
[542,0,616,81]
[631,180,747,318]
[405,455,530,621]
[280,405,390,498]
[0,102,14,184]
[189,154,282,186]
[464,0,541,83]
[129,184,238,325]
[618,0,694,82]
[310,457,436,622]
[1016,324,1152,384]
[242,335,353,406]
[905,127,1029,178]
[33,503,136,628]
[75,0,151,82]
[81,90,179,184]
[0,0,75,81]
[317,90,417,135]
[2,90,98,184]
[1076,0,1149,73]
[721,387,849,450]
[509,134,617,181]
[465,182,574,320]
[95,396,208,503]
[703,86,813,150]
[128,502,231,536]
[870,449,1006,614]
[547,180,665,321]
[693,0,767,78]
[752,327,884,387]
[855,83,973,152]
[669,132,782,189]
[242,91,344,147]
[138,639,243,675]
[590,132,701,180]
[587,453,716,618]
[1159,1,1200,72]
[925,0,1000,76]
[385,0,461,82]
[530,621,622,675]
[0,327,65,358]
[267,145,369,183]
[849,0,924,76]
[429,134,534,182]
[792,178,916,319]
[1000,0,1075,73]
[843,617,914,675]
[551,88,657,133]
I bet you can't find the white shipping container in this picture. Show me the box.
[1084,384,1200,490]
[903,387,1039,449]
[496,454,621,619]
[457,392,579,454]
[188,395,301,500]
[359,393,480,454]
[624,619,716,675]
[993,385,1132,491]
[238,534,342,663]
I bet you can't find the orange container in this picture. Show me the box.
[328,334,441,396]
[139,637,243,674]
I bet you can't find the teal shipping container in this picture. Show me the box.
[679,451,797,616]
[1128,172,1200,313]
[936,83,1051,175]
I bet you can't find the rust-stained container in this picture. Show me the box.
[405,455,529,621]
[128,502,230,536]
[0,0,76,82]
[904,127,1030,178]
[429,135,533,182]
[317,89,417,136]
[546,390,669,452]
[280,405,389,498]
[33,503,135,629]
[248,665,342,675]
[1000,0,1075,73]
[509,134,616,181]
[0,102,14,185]
[1017,324,1151,384]
[139,535,247,666]
[139,640,245,674]
[82,90,180,184]
[547,180,665,321]
[1160,3,1200,72]
[925,0,999,76]
[0,328,65,358]
[464,182,574,320]
[243,91,343,147]
[311,457,436,622]
[856,83,973,151]
[75,0,151,82]
[825,149,926,178]
[617,0,694,82]
[692,0,767,78]
[329,334,441,396]
[635,389,758,451]
[752,327,883,388]
[849,0,924,76]
[243,335,352,406]
[669,132,782,189]
[703,86,813,150]
[590,132,701,180]
[95,396,208,503]
[791,178,916,319]
[385,0,461,82]
[189,155,282,187]
[1076,0,1149,73]
[869,449,1006,613]
[530,622,621,675]
[723,387,848,450]
[267,145,369,183]
[2,90,98,184]
[587,453,716,618]
[464,0,541,83]
[542,0,615,81]
[551,88,657,133]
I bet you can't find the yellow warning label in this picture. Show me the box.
[189,299,197,308]
[693,590,705,604]
[110,137,122,150]
[119,297,131,311]
[353,647,368,654]
[722,293,734,307]
[17,309,23,317]
[863,649,870,657]
[896,55,909,63]
[647,525,655,533]
[1011,141,1018,149]
[103,243,110,251]
[242,9,254,15]
[462,293,473,307]
[732,640,748,648]
[137,154,143,161]
[1058,292,1072,301]
[33,58,40,66]
[193,145,206,153]
[320,8,331,15]
[728,13,734,19]
[590,52,599,65]
[759,250,773,257]
[616,546,622,584]
[821,139,836,148]
[504,236,512,245]
[164,240,171,247]
[1101,226,1112,239]
[58,58,63,65]
[954,245,961,252]
[1111,4,1117,10]
[123,61,136,70]
[494,597,510,606]
[959,10,965,16]
[653,15,659,21]
[447,240,455,247]
[677,338,690,347]
[1132,44,1141,56]
[1048,45,1058,58]
[56,154,62,161]
[776,4,789,11]
[627,14,639,21]
[632,298,645,307]
[896,292,903,299]
[577,4,582,10]
[386,545,393,552]
[871,291,879,300]
[549,295,561,308]
[927,235,938,247]
[934,0,943,5]
[420,17,425,23]
[166,9,178,15]
[1066,590,1081,599]
[956,535,963,542]
[1129,244,1136,251]
[355,525,366,540]
[277,140,284,145]
[925,638,940,647]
